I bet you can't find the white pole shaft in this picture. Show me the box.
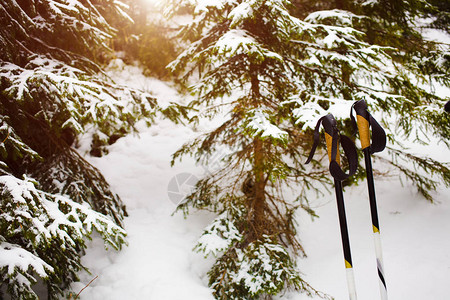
[373,231,387,300]
[346,267,357,300]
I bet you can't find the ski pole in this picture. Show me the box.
[351,100,387,300]
[306,114,358,300]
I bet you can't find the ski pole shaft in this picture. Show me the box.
[322,115,357,300]
[352,100,387,300]
[334,179,357,300]
[363,147,387,300]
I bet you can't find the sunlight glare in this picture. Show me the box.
[142,0,164,8]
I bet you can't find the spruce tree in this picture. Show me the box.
[0,0,155,298]
[168,0,449,299]
[168,0,337,298]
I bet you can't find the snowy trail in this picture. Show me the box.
[75,209,214,299]
[74,118,216,299]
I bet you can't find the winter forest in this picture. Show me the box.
[0,0,449,299]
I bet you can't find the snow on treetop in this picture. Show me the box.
[215,29,256,55]
[361,0,379,6]
[228,1,254,27]
[194,0,229,14]
[305,9,360,26]
[214,29,283,61]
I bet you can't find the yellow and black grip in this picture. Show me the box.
[351,100,386,154]
[306,114,358,181]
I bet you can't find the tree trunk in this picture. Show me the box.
[247,137,266,243]
[245,63,266,243]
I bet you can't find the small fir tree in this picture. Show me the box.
[168,0,449,299]
[167,0,339,298]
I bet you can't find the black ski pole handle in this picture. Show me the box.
[306,114,358,181]
[350,100,386,154]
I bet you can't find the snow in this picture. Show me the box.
[305,9,358,26]
[416,18,450,44]
[194,0,226,14]
[105,59,179,110]
[64,61,450,300]
[0,242,53,279]
[293,97,354,130]
[233,238,293,295]
[73,111,217,299]
[247,109,288,140]
[113,1,134,24]
[213,28,284,61]
[196,213,242,257]
[293,180,450,300]
[0,174,126,247]
[228,1,253,27]
[215,29,255,55]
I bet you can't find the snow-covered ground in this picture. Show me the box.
[71,62,450,300]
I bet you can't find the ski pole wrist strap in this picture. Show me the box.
[350,100,386,154]
[306,114,358,181]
